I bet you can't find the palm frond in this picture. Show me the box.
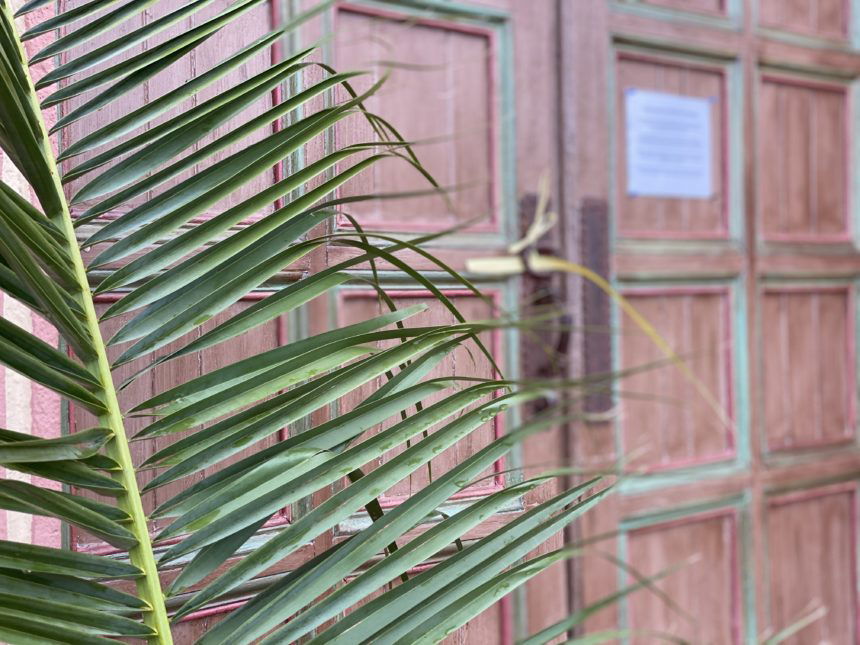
[0,0,617,642]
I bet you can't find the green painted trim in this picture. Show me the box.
[610,0,742,30]
[727,59,745,241]
[607,40,620,263]
[611,32,739,61]
[612,42,741,67]
[287,274,314,521]
[855,277,859,454]
[329,268,502,285]
[497,11,517,248]
[620,460,744,496]
[501,273,523,485]
[733,273,752,469]
[763,473,860,500]
[853,0,860,49]
[757,56,859,82]
[620,492,745,530]
[496,272,527,643]
[739,490,757,644]
[281,0,305,192]
[756,25,857,53]
[353,0,508,22]
[321,0,335,202]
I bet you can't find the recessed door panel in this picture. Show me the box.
[626,510,741,644]
[759,77,848,241]
[761,288,854,452]
[765,486,857,643]
[335,289,502,504]
[60,0,276,221]
[334,5,496,233]
[620,288,734,471]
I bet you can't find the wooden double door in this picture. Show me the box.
[564,0,860,642]
[56,0,860,641]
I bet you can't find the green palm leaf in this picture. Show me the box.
[0,1,620,642]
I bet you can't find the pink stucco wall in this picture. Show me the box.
[0,1,62,547]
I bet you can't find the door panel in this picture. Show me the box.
[60,0,277,219]
[619,287,735,471]
[51,0,562,641]
[67,1,566,644]
[759,0,849,41]
[624,507,742,644]
[758,76,849,241]
[333,3,498,233]
[765,485,858,644]
[310,1,565,641]
[335,288,503,503]
[760,287,855,452]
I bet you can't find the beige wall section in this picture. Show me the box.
[0,157,34,545]
[0,0,63,549]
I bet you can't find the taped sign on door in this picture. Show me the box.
[625,88,714,199]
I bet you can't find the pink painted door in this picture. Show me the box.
[59,0,566,642]
[565,0,860,642]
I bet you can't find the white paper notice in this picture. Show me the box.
[625,89,713,199]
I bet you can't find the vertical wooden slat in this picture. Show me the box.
[813,88,847,235]
[785,86,811,235]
